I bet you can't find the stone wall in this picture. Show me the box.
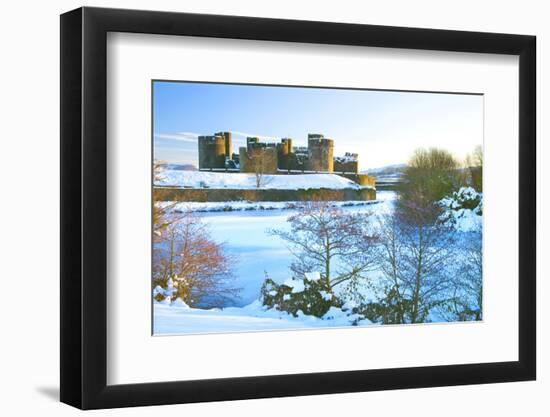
[238,146,279,174]
[334,160,359,174]
[154,187,376,203]
[354,173,376,187]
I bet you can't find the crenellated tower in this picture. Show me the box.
[307,134,334,172]
[198,135,227,169]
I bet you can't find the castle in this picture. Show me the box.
[198,132,372,185]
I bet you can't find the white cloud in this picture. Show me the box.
[229,131,279,142]
[154,132,201,142]
[155,130,283,145]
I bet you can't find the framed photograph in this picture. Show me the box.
[60,7,536,409]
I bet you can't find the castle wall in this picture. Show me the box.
[238,147,249,172]
[354,173,376,187]
[286,154,307,171]
[340,173,376,187]
[276,138,292,170]
[239,146,278,174]
[334,160,359,174]
[155,186,376,203]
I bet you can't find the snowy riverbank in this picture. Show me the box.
[154,299,372,335]
[159,197,391,213]
[156,170,370,190]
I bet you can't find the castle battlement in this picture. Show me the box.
[198,132,362,176]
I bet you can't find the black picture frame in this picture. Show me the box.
[60,6,536,410]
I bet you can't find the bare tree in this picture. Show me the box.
[153,160,177,243]
[400,218,456,323]
[461,230,483,320]
[153,210,240,308]
[246,148,275,188]
[270,201,378,292]
[442,230,482,321]
[398,148,462,222]
[373,212,457,324]
[374,213,408,323]
[464,145,483,192]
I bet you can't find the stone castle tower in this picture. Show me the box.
[215,131,232,158]
[198,135,225,169]
[307,134,334,172]
[276,138,293,170]
[198,132,232,169]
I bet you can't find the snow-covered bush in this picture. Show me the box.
[269,201,378,292]
[357,288,422,325]
[260,272,341,318]
[171,297,191,308]
[440,186,482,212]
[439,187,483,232]
[152,278,177,302]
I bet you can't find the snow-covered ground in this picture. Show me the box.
[154,192,395,334]
[153,189,482,335]
[191,191,396,305]
[154,300,371,335]
[160,198,384,213]
[156,169,370,190]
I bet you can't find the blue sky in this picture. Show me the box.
[153,81,483,170]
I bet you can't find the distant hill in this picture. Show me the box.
[362,163,406,184]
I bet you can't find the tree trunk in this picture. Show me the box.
[325,234,331,287]
[410,225,424,323]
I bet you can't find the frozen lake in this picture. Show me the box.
[197,191,396,306]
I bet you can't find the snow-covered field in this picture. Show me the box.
[160,196,390,213]
[154,192,394,334]
[154,300,372,335]
[196,191,396,304]
[156,169,369,190]
[153,189,482,335]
